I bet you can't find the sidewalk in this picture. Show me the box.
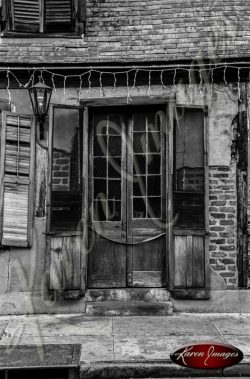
[0,313,249,378]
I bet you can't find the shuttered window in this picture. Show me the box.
[11,0,40,33]
[7,0,85,34]
[0,112,35,247]
[45,0,73,32]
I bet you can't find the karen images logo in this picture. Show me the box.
[170,342,243,370]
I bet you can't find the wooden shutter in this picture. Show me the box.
[46,105,86,299]
[0,112,35,247]
[10,0,40,33]
[45,0,73,32]
[169,105,209,299]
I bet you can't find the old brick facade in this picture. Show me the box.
[0,1,249,314]
[0,0,249,63]
[209,166,237,288]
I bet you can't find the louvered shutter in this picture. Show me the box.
[45,0,73,32]
[0,112,35,247]
[11,0,40,33]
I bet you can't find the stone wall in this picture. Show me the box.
[209,165,237,288]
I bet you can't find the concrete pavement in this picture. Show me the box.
[0,313,249,377]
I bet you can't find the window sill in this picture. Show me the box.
[1,31,84,39]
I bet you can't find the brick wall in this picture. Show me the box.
[52,152,70,191]
[0,0,249,63]
[209,165,237,288]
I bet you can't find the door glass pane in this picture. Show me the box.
[51,107,81,230]
[94,157,106,178]
[147,176,161,196]
[132,110,163,219]
[93,135,107,156]
[92,113,122,221]
[174,108,205,228]
[108,157,121,178]
[109,136,121,156]
[148,132,161,153]
[93,200,106,221]
[148,154,161,174]
[108,200,121,221]
[133,197,146,219]
[133,154,146,175]
[148,197,161,218]
[133,132,146,153]
[133,176,146,197]
[108,180,121,200]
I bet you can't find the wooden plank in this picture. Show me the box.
[172,288,210,300]
[133,271,162,287]
[192,235,205,288]
[167,101,174,290]
[49,236,63,291]
[173,228,206,236]
[81,95,176,107]
[0,112,34,247]
[88,233,126,288]
[62,236,81,290]
[186,235,193,287]
[81,107,88,293]
[174,235,187,287]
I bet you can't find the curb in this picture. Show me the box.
[80,361,250,379]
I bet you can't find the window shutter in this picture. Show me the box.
[45,0,73,32]
[11,0,40,33]
[169,105,209,299]
[0,112,35,247]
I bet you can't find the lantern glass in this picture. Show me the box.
[29,81,53,122]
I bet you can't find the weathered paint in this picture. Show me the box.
[0,82,246,314]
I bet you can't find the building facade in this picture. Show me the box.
[0,0,249,314]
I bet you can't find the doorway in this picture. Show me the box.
[87,106,167,288]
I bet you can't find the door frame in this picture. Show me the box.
[82,95,175,289]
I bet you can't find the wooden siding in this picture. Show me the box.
[0,112,35,247]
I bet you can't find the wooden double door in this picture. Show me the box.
[87,107,167,288]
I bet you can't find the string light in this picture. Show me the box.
[161,70,166,89]
[0,64,248,104]
[133,69,138,90]
[79,75,83,101]
[63,76,66,95]
[6,69,11,104]
[99,72,103,96]
[173,68,177,89]
[87,71,91,93]
[51,73,56,92]
[126,71,132,103]
[210,68,214,97]
[224,63,228,86]
[147,70,151,97]
[238,67,241,103]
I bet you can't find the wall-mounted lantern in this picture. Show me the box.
[28,79,53,139]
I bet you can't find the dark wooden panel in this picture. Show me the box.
[192,235,205,287]
[88,233,126,288]
[12,0,40,32]
[174,235,187,287]
[186,235,193,287]
[133,271,162,287]
[132,236,164,272]
[49,235,81,291]
[174,234,205,289]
